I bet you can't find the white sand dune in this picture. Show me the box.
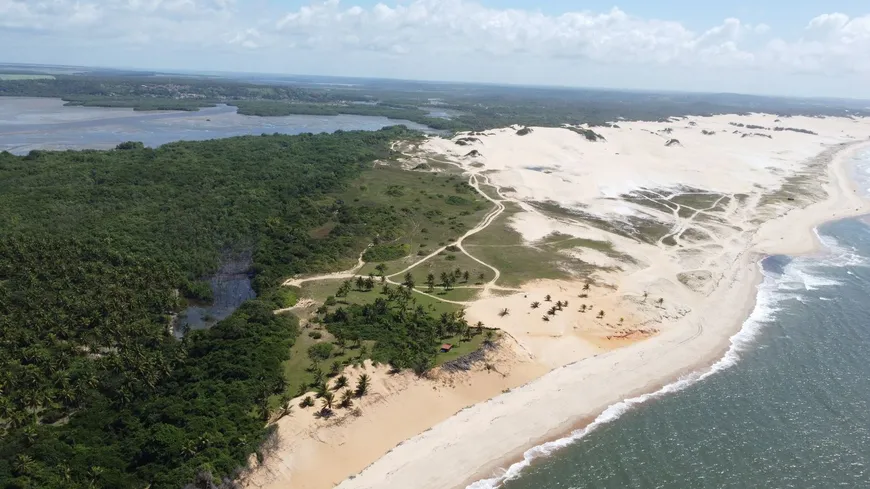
[244,113,870,489]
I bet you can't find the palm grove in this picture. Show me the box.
[0,127,483,488]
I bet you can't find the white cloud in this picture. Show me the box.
[0,0,869,96]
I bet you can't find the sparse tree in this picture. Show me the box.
[355,374,370,397]
[340,389,354,408]
[484,329,496,345]
[440,271,450,288]
[320,391,335,415]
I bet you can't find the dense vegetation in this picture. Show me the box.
[322,284,479,375]
[0,127,422,488]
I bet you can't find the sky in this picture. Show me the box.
[2,0,870,98]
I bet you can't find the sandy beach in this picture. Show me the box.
[243,114,870,489]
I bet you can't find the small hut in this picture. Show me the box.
[440,343,453,353]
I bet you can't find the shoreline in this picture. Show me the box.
[460,139,870,489]
[334,136,870,489]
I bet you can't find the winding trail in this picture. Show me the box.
[279,155,518,306]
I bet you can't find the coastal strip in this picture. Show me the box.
[334,136,870,489]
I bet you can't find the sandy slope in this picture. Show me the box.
[331,114,870,489]
[243,113,870,489]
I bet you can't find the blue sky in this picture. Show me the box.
[2,0,870,98]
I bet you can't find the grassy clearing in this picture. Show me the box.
[435,334,486,365]
[463,206,584,286]
[401,249,492,286]
[344,164,492,255]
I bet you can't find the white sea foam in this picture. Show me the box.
[466,226,861,489]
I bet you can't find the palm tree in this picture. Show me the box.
[657,298,664,305]
[355,276,365,291]
[13,454,34,476]
[340,390,354,408]
[531,301,540,309]
[311,367,325,388]
[364,277,375,290]
[454,267,462,279]
[440,271,450,288]
[404,272,415,289]
[334,375,348,390]
[498,308,510,317]
[355,374,370,397]
[462,270,470,282]
[320,391,335,415]
[545,294,552,302]
[375,263,387,276]
[547,307,556,315]
[583,280,591,291]
[484,329,495,345]
[478,272,485,283]
[580,304,587,312]
[642,291,648,302]
[338,280,351,297]
[598,310,605,318]
[329,360,342,376]
[426,273,436,291]
[542,316,550,322]
[280,395,294,418]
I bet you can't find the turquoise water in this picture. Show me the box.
[479,152,870,489]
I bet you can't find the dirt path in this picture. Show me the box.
[280,155,518,306]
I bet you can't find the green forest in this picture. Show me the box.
[0,127,430,488]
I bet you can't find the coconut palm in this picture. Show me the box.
[333,375,348,390]
[463,270,470,282]
[13,454,35,476]
[498,308,510,317]
[320,391,335,414]
[340,389,354,408]
[375,263,387,276]
[531,301,540,309]
[484,329,496,345]
[355,374,370,397]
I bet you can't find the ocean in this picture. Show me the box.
[476,152,870,489]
